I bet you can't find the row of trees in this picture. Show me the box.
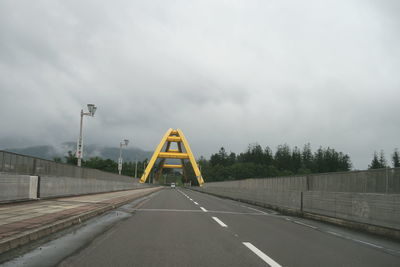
[197,143,352,182]
[57,151,148,177]
[369,149,400,169]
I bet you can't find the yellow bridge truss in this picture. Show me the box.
[139,128,205,186]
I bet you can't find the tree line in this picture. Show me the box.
[369,149,400,169]
[196,143,352,182]
[55,151,148,177]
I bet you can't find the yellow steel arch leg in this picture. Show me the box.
[140,128,205,186]
[140,128,173,183]
[177,129,205,186]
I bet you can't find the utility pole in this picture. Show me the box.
[77,104,97,167]
[118,139,129,175]
[135,160,138,178]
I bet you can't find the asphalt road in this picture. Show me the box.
[57,188,400,267]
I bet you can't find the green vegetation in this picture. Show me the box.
[62,150,148,177]
[369,148,400,169]
[196,143,352,183]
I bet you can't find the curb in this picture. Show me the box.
[0,187,163,254]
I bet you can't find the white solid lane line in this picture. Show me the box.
[243,205,269,215]
[293,220,318,229]
[212,217,228,227]
[200,207,208,212]
[353,239,383,249]
[243,242,282,267]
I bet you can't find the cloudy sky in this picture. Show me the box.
[0,0,399,169]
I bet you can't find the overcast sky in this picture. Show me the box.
[0,0,399,169]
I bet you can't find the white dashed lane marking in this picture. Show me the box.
[212,217,228,227]
[243,242,282,267]
[293,220,318,229]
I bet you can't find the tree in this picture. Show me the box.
[274,144,291,171]
[379,150,387,168]
[369,151,383,169]
[65,151,78,165]
[53,157,63,163]
[291,146,302,173]
[302,143,314,172]
[392,148,400,168]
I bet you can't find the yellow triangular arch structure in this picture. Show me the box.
[140,128,205,186]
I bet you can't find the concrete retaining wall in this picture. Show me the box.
[40,176,140,198]
[307,168,400,193]
[0,173,144,202]
[0,151,147,202]
[193,168,400,238]
[0,174,38,202]
[303,191,400,231]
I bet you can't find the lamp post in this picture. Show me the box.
[118,139,129,175]
[135,160,138,178]
[76,104,97,167]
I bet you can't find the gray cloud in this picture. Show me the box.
[0,0,399,169]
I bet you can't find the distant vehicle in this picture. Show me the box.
[170,183,176,188]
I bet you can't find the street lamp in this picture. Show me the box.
[118,139,129,175]
[76,104,97,167]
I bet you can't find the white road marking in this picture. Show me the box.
[243,205,269,215]
[212,217,228,227]
[193,202,199,205]
[200,207,208,212]
[131,209,268,215]
[353,239,383,249]
[293,220,318,229]
[327,231,343,237]
[189,198,193,201]
[243,242,282,267]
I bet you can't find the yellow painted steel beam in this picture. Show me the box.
[177,129,205,186]
[163,164,183,169]
[158,152,189,159]
[140,128,205,186]
[140,128,173,183]
[166,136,181,142]
[177,142,188,183]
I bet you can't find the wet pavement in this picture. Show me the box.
[0,187,161,254]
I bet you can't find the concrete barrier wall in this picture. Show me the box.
[303,191,400,231]
[0,151,149,202]
[0,173,145,202]
[0,174,38,202]
[307,168,400,193]
[39,176,140,198]
[0,150,138,183]
[199,168,400,193]
[193,168,400,236]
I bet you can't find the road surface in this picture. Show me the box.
[58,188,400,266]
[3,188,400,267]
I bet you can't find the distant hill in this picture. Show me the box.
[4,142,152,162]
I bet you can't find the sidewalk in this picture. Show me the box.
[0,187,162,254]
